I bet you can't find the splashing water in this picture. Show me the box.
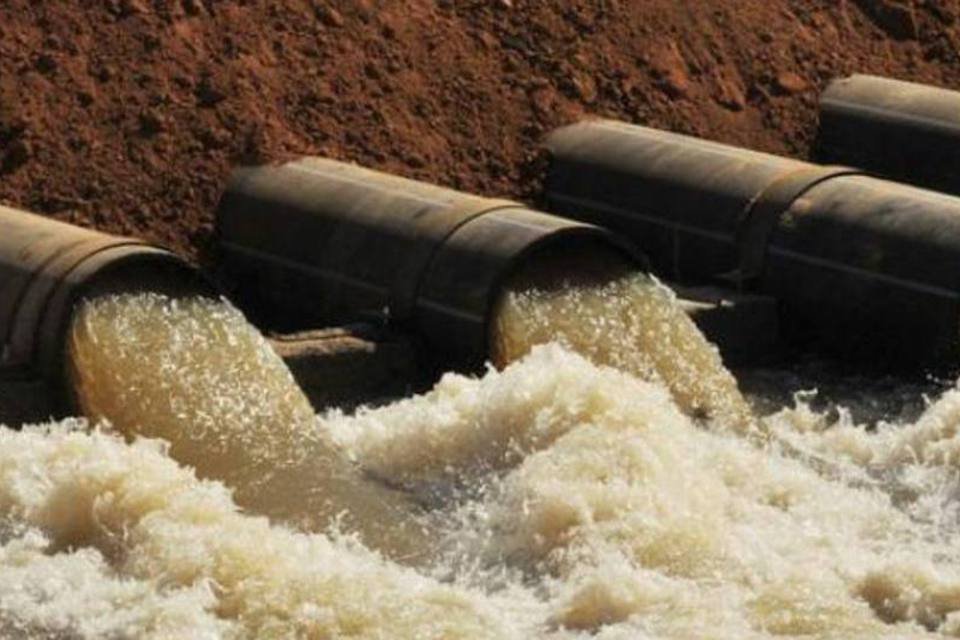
[334,346,960,638]
[3,279,960,637]
[6,347,960,637]
[0,420,510,639]
[490,253,755,432]
[66,293,426,560]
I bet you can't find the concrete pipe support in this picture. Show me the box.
[544,119,960,370]
[818,74,960,196]
[0,204,204,417]
[216,157,643,369]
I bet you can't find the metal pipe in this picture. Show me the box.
[0,204,206,414]
[544,120,960,370]
[545,119,807,282]
[818,74,960,195]
[216,157,645,369]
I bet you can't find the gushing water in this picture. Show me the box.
[491,267,754,431]
[4,281,960,637]
[66,293,426,560]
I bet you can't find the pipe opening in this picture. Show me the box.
[54,254,215,413]
[486,235,638,367]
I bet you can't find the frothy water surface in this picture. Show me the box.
[3,287,960,637]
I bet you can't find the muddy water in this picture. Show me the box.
[65,293,426,561]
[3,285,960,637]
[491,267,755,432]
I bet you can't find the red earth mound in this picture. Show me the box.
[1,1,960,261]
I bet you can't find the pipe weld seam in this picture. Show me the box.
[731,165,865,286]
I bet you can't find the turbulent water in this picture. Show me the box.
[4,288,960,637]
[66,294,426,561]
[491,270,755,432]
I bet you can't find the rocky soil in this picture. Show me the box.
[1,0,959,261]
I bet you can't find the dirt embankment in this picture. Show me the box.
[1,0,960,261]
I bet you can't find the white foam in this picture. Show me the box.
[0,420,516,639]
[3,288,958,637]
[332,345,960,637]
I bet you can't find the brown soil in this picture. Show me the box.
[2,1,960,262]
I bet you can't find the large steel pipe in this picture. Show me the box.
[0,204,206,414]
[544,120,960,370]
[545,119,810,282]
[818,74,960,196]
[216,157,643,369]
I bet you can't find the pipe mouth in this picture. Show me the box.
[44,248,215,415]
[77,251,214,302]
[484,229,648,368]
